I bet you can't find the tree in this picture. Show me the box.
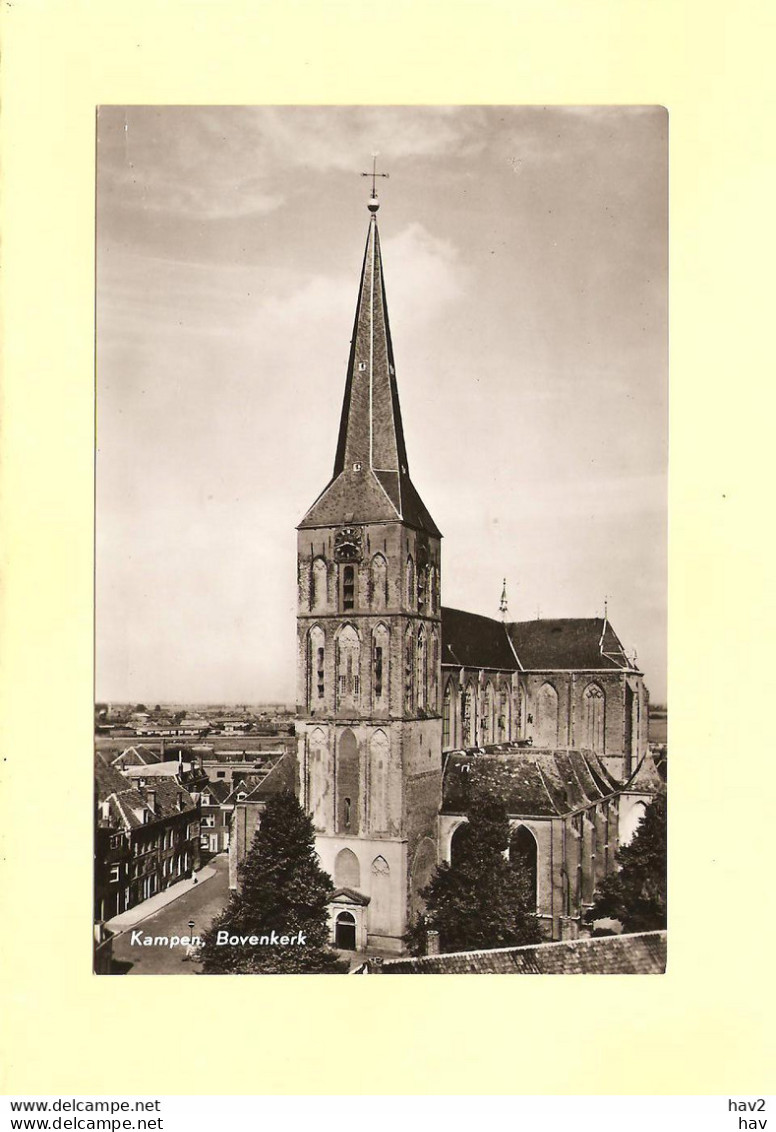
[407,791,542,955]
[199,790,344,974]
[587,795,666,933]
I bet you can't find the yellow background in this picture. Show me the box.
[1,0,774,1095]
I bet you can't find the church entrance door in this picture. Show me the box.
[335,911,357,950]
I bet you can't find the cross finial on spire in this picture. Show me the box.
[361,154,389,212]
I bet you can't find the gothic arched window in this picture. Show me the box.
[482,682,494,743]
[429,565,438,614]
[583,683,605,752]
[370,855,392,934]
[369,730,390,833]
[429,628,439,712]
[334,847,361,889]
[535,682,559,747]
[442,681,453,749]
[342,564,356,611]
[498,684,509,741]
[308,625,325,707]
[369,553,388,611]
[372,623,389,708]
[462,681,477,747]
[310,557,327,611]
[406,555,415,610]
[404,627,415,713]
[336,625,361,709]
[416,626,427,711]
[307,727,331,831]
[417,564,427,612]
[509,825,538,912]
[336,729,360,835]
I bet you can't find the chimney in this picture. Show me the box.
[147,790,156,814]
[177,792,185,811]
[100,800,110,822]
[426,930,440,956]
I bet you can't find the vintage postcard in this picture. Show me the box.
[1,0,772,1104]
[94,106,667,977]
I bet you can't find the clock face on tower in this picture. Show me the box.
[334,527,363,562]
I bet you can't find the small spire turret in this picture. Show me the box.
[499,578,509,621]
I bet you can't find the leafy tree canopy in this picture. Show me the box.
[200,790,344,974]
[587,795,667,933]
[408,789,542,955]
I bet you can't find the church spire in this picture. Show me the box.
[300,193,440,537]
[332,210,409,481]
[499,578,509,621]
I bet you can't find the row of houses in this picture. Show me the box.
[93,745,286,923]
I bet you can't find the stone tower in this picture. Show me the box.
[296,194,442,953]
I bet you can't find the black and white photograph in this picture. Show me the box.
[94,105,667,976]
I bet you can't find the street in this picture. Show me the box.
[111,854,230,975]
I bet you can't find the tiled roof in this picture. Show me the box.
[299,216,440,538]
[247,752,296,800]
[202,779,232,805]
[441,746,621,817]
[330,887,370,906]
[441,607,518,671]
[111,745,163,768]
[623,753,666,795]
[507,617,632,671]
[95,753,198,831]
[378,931,666,975]
[223,773,268,804]
[123,761,192,778]
[440,609,634,674]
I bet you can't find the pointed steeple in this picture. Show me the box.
[300,205,440,537]
[499,578,509,621]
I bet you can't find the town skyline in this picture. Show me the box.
[96,106,667,704]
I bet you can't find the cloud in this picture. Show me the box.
[98,106,489,224]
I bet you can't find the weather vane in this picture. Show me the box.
[361,154,389,210]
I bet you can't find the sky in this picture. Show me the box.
[96,106,667,705]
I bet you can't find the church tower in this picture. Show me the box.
[296,188,442,953]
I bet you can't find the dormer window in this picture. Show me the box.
[358,362,367,371]
[352,462,362,471]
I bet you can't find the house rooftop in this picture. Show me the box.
[372,931,666,975]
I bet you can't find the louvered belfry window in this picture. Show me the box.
[343,565,355,610]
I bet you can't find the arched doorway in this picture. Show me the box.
[449,821,469,867]
[510,824,538,911]
[334,911,357,950]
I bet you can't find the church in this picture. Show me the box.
[241,185,661,955]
